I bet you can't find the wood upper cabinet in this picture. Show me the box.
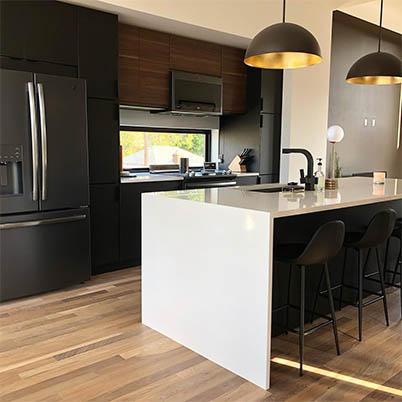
[170,35,221,76]
[118,24,140,105]
[119,25,170,108]
[119,24,139,58]
[118,24,246,113]
[138,29,170,108]
[222,46,247,114]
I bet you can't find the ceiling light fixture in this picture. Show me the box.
[244,0,322,69]
[346,0,402,85]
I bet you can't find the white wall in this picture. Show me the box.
[280,2,335,183]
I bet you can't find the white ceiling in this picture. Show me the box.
[66,0,402,47]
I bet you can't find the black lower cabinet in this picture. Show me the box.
[90,184,120,275]
[87,99,119,184]
[236,175,259,186]
[120,181,181,267]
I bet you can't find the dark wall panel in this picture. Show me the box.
[328,12,402,178]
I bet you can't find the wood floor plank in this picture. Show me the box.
[1,267,401,402]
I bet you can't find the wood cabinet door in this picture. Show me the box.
[118,24,140,105]
[222,46,247,114]
[170,35,221,76]
[223,73,247,114]
[90,184,120,274]
[222,46,246,76]
[87,99,119,185]
[138,28,170,108]
[119,26,170,108]
[78,7,118,99]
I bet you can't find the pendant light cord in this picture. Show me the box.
[283,0,286,23]
[378,0,384,52]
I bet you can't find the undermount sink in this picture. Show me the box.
[246,184,304,193]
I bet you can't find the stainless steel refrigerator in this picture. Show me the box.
[0,69,91,301]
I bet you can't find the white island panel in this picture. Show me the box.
[142,194,273,389]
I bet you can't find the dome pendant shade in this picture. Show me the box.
[346,51,402,85]
[244,22,322,69]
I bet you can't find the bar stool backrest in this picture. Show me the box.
[355,208,397,249]
[296,221,345,266]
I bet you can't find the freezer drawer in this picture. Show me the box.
[0,209,90,301]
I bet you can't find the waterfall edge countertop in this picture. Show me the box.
[154,177,402,217]
[141,176,402,390]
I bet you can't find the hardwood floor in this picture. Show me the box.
[0,267,401,401]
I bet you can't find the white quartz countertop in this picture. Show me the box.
[121,171,259,184]
[121,174,183,184]
[152,177,402,218]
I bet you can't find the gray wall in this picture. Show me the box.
[328,12,402,179]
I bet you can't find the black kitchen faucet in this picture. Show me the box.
[282,148,316,191]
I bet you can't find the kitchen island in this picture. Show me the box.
[141,177,402,389]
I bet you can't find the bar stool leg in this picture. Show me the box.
[384,238,390,281]
[375,247,390,327]
[299,265,305,376]
[311,266,324,323]
[391,237,401,285]
[324,263,340,355]
[339,248,348,311]
[285,264,293,333]
[358,249,364,341]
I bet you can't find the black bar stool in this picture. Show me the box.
[274,220,345,376]
[339,208,397,341]
[384,218,401,316]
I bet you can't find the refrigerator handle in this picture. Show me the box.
[27,82,39,201]
[37,83,48,201]
[0,214,86,230]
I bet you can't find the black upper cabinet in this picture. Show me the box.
[261,70,283,114]
[78,7,118,99]
[260,113,281,177]
[87,99,119,184]
[220,68,282,178]
[0,0,77,66]
[0,0,27,59]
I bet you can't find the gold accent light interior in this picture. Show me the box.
[346,75,402,85]
[244,52,322,69]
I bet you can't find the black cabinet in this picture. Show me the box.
[90,184,120,274]
[260,113,281,177]
[0,0,77,66]
[220,68,282,179]
[120,181,181,266]
[261,70,283,114]
[87,99,119,184]
[236,175,259,186]
[78,7,118,99]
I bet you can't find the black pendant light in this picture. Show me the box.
[346,0,402,85]
[244,0,322,69]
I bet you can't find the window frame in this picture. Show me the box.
[119,126,212,171]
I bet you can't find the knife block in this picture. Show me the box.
[228,155,247,173]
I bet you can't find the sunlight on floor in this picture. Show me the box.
[272,357,402,397]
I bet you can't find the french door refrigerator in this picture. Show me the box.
[0,69,91,301]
